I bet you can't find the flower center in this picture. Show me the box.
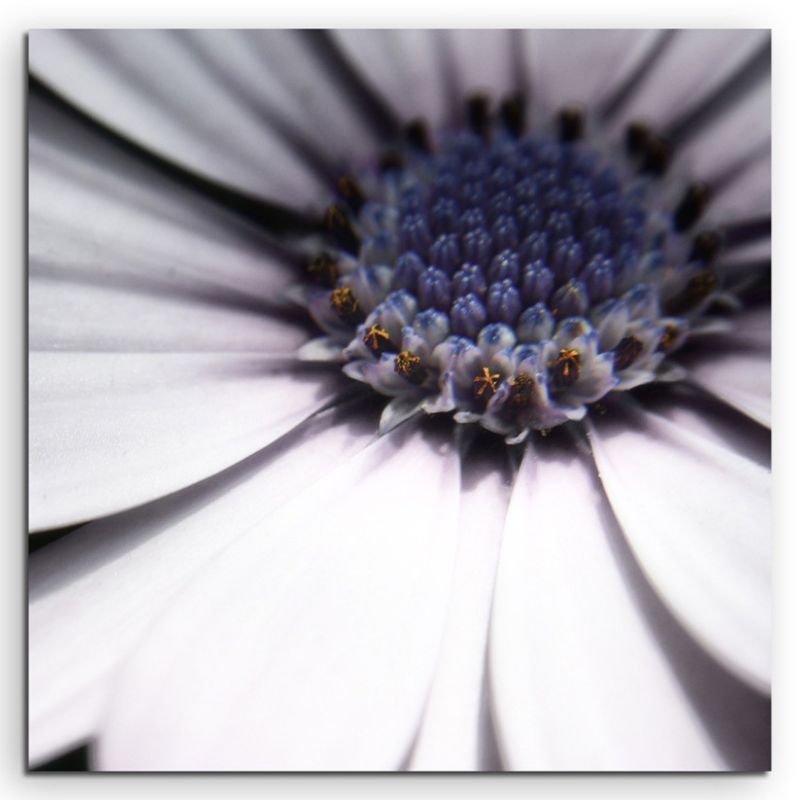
[301,97,721,441]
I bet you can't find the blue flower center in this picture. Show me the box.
[302,103,721,440]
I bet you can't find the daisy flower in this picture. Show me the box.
[28,29,771,771]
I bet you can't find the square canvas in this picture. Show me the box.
[27,28,771,772]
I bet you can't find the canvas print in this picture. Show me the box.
[27,29,771,772]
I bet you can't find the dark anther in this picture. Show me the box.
[378,150,405,173]
[613,336,644,371]
[666,269,718,314]
[466,94,491,139]
[330,286,364,325]
[404,119,431,153]
[658,324,680,353]
[363,323,391,355]
[500,94,526,138]
[625,121,651,156]
[307,253,340,288]
[673,182,712,233]
[549,348,581,389]
[323,204,360,253]
[394,351,427,385]
[336,175,366,213]
[640,134,673,176]
[689,230,724,264]
[558,107,584,142]
[507,373,535,410]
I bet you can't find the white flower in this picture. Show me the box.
[28,29,771,771]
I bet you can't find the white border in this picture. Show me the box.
[4,3,797,798]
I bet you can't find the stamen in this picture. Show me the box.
[336,175,366,213]
[330,286,363,325]
[625,121,651,156]
[307,253,340,288]
[658,324,680,353]
[404,119,431,153]
[363,323,391,354]
[690,230,723,264]
[613,336,644,370]
[667,269,718,313]
[394,350,427,384]
[323,204,360,252]
[549,348,581,389]
[673,182,711,232]
[466,94,491,139]
[558,107,584,142]
[500,94,526,137]
[507,373,535,408]
[473,366,501,398]
[640,134,673,176]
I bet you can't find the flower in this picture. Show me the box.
[28,29,771,771]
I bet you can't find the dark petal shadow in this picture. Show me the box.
[627,382,770,469]
[29,742,92,772]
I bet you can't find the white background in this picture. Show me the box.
[3,1,796,798]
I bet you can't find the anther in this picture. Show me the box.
[666,269,718,313]
[473,366,501,398]
[336,175,366,213]
[379,150,405,173]
[330,286,364,325]
[658,324,680,353]
[500,94,526,137]
[613,336,644,371]
[323,204,360,253]
[363,323,391,354]
[404,119,431,153]
[466,94,491,139]
[625,121,651,157]
[640,134,673,176]
[507,373,535,409]
[689,230,723,264]
[394,350,427,385]
[558,107,584,142]
[307,253,340,288]
[673,182,711,233]
[549,348,581,389]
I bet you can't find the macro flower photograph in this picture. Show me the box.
[27,27,771,772]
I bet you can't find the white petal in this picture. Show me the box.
[410,461,510,770]
[682,82,770,195]
[333,30,450,129]
[96,425,460,770]
[445,30,516,100]
[29,30,349,204]
[490,444,723,770]
[587,409,771,692]
[29,94,308,353]
[29,351,345,529]
[522,30,660,114]
[612,30,767,132]
[182,30,379,170]
[28,402,378,765]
